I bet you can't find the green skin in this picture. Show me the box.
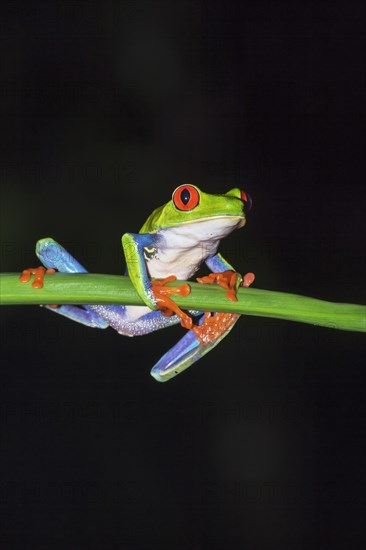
[122,186,247,310]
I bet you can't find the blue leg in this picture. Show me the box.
[150,311,239,382]
[88,304,183,336]
[205,252,235,272]
[41,304,109,328]
[36,238,109,329]
[150,328,205,382]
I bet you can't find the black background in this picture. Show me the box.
[1,1,365,549]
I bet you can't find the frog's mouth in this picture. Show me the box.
[166,214,246,229]
[162,215,246,242]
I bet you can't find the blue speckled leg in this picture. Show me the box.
[35,238,187,336]
[36,238,109,329]
[89,304,183,336]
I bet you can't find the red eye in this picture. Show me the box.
[240,190,252,211]
[172,185,200,211]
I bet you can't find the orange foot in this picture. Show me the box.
[19,266,56,288]
[19,266,59,308]
[241,271,255,288]
[192,311,240,346]
[192,270,255,344]
[196,270,255,301]
[151,276,193,329]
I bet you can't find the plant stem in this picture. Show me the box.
[0,272,365,333]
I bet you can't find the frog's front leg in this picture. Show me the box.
[122,232,193,328]
[201,252,255,299]
[179,252,255,358]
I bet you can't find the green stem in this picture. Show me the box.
[0,272,365,333]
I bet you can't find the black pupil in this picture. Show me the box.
[181,188,191,205]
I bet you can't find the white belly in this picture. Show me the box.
[147,241,219,279]
[146,218,241,279]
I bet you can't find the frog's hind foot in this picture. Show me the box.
[191,311,240,346]
[150,310,240,382]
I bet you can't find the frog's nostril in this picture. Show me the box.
[240,190,252,211]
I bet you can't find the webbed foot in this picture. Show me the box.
[192,311,240,345]
[193,270,255,344]
[196,270,255,301]
[151,276,192,329]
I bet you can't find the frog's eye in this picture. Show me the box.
[240,190,252,212]
[172,185,200,211]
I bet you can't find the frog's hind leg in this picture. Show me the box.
[35,238,109,329]
[35,238,183,334]
[150,329,204,382]
[150,311,240,382]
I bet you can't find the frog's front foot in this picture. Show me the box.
[241,272,256,288]
[151,276,193,329]
[196,270,255,301]
[19,266,56,288]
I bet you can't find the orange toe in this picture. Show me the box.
[19,266,56,288]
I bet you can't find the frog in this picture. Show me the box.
[19,184,254,381]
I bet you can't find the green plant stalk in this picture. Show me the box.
[0,273,365,333]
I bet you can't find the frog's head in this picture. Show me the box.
[143,184,252,238]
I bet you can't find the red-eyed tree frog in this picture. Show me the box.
[19,185,254,381]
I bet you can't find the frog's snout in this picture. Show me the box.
[225,187,252,212]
